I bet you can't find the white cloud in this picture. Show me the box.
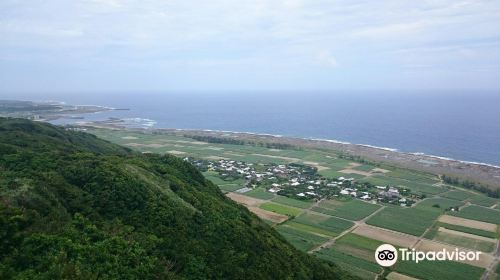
[316,50,338,68]
[1,0,500,90]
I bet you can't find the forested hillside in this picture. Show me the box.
[0,118,353,279]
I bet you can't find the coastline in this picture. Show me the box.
[73,119,500,189]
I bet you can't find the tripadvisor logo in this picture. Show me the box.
[375,244,398,267]
[374,244,482,267]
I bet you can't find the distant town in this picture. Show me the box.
[187,158,434,208]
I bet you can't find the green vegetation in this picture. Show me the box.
[272,196,313,209]
[416,197,464,210]
[361,175,444,195]
[292,213,354,235]
[313,199,381,221]
[331,234,383,263]
[244,187,275,200]
[352,164,374,172]
[424,222,498,239]
[335,233,384,252]
[366,206,441,236]
[260,202,303,217]
[433,231,495,252]
[202,171,245,191]
[285,222,338,237]
[442,189,475,201]
[395,259,484,280]
[0,118,354,280]
[442,174,500,198]
[451,205,500,224]
[276,225,329,252]
[315,248,382,274]
[469,195,500,207]
[386,169,439,184]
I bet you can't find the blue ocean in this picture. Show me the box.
[5,91,500,166]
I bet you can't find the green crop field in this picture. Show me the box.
[259,202,303,217]
[424,222,498,239]
[331,233,385,262]
[312,199,381,221]
[451,205,500,224]
[433,231,496,252]
[284,221,337,237]
[416,197,465,210]
[442,190,475,201]
[335,233,385,251]
[272,196,313,209]
[384,168,439,184]
[292,213,354,235]
[315,248,382,274]
[366,206,441,236]
[244,188,275,200]
[395,259,484,280]
[276,225,328,252]
[317,169,346,179]
[469,195,500,207]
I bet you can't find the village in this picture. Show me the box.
[187,158,423,207]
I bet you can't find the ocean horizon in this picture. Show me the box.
[4,91,500,166]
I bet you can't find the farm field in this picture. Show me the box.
[259,202,303,217]
[451,205,500,225]
[438,215,498,232]
[352,225,418,248]
[331,233,385,262]
[442,189,475,201]
[394,259,485,280]
[468,195,500,207]
[87,128,500,280]
[276,225,329,252]
[272,195,313,209]
[291,212,354,236]
[432,228,496,252]
[312,199,381,221]
[416,197,465,210]
[244,187,275,200]
[366,206,441,236]
[316,248,382,274]
[425,221,498,239]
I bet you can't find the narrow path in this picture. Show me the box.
[481,240,500,280]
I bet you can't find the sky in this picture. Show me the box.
[1,0,500,93]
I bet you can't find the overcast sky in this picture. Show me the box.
[1,0,500,93]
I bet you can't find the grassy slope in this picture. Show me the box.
[0,118,354,280]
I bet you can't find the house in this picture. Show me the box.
[297,193,306,197]
[388,188,399,194]
[269,187,281,193]
[361,194,371,200]
[305,191,317,196]
[307,186,315,190]
[291,182,300,186]
[340,189,350,195]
